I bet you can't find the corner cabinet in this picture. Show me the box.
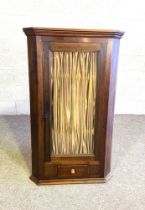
[23,27,124,185]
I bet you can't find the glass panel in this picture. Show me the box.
[50,52,98,156]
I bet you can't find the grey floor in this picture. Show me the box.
[0,115,145,210]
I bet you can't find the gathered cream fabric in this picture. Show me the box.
[51,51,97,156]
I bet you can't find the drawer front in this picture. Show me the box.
[43,164,57,178]
[58,165,88,178]
[89,164,100,178]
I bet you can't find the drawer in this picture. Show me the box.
[58,165,88,178]
[89,164,100,178]
[43,164,57,178]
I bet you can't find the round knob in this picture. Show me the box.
[70,168,75,174]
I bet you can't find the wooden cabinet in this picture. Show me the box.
[23,27,124,185]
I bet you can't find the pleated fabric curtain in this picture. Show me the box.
[51,51,98,156]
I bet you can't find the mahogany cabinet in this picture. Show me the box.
[23,27,124,185]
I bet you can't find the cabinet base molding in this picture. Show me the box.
[30,174,112,185]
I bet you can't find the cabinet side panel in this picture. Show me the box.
[93,40,108,176]
[27,36,40,177]
[104,39,120,176]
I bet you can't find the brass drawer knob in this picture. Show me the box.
[70,168,76,174]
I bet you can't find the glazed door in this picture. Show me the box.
[42,40,107,178]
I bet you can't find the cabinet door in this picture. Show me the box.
[42,40,107,178]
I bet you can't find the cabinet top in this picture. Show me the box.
[23,27,124,39]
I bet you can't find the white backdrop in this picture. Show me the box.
[0,0,145,114]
